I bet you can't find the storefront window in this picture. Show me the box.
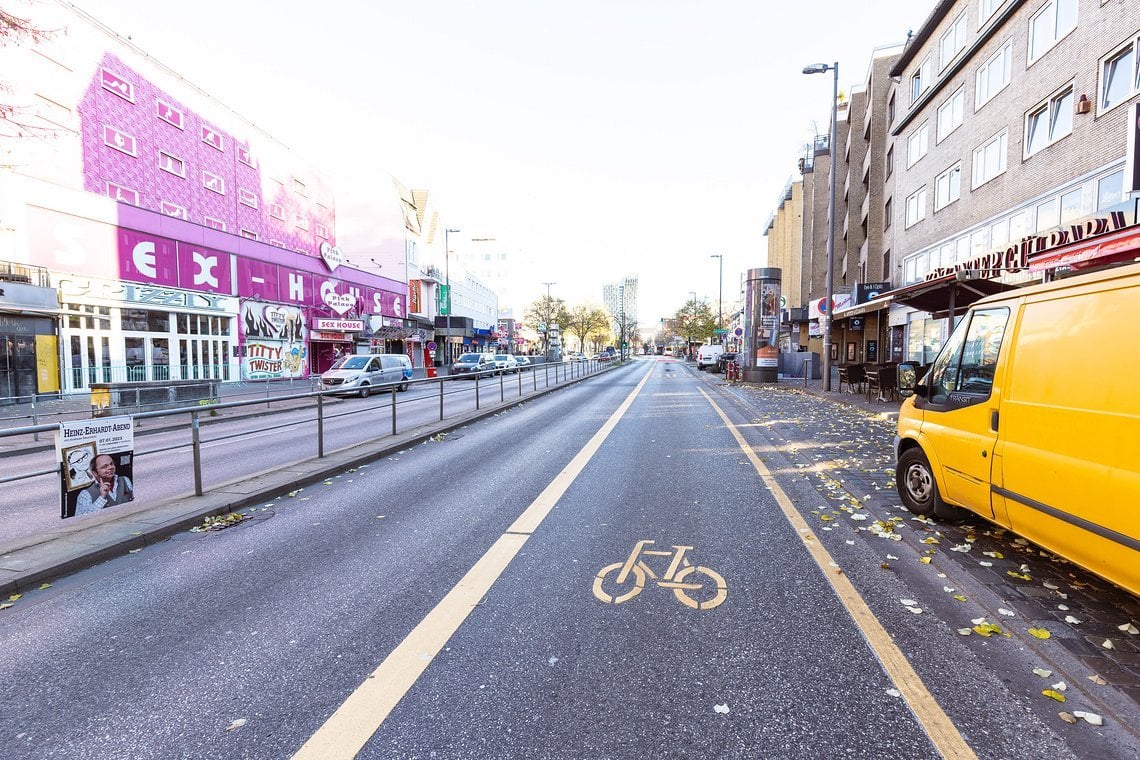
[1097,171,1123,210]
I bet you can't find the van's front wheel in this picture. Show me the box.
[897,448,942,516]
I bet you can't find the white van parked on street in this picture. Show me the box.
[696,344,724,371]
[319,354,413,397]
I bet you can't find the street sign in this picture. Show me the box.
[734,327,744,336]
[713,329,727,335]
[439,285,450,315]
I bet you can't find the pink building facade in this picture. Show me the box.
[0,4,405,393]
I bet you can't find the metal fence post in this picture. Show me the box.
[439,377,445,421]
[518,369,523,396]
[316,391,325,458]
[191,411,203,496]
[475,373,480,410]
[500,370,505,402]
[31,398,39,442]
[545,363,549,387]
[266,382,271,409]
[533,367,537,391]
[391,386,397,436]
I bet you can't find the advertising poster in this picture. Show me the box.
[240,301,307,379]
[57,416,135,519]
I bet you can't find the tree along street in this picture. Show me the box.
[0,359,1135,759]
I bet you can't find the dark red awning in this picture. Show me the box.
[1029,225,1140,272]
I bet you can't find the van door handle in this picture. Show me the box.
[990,410,999,431]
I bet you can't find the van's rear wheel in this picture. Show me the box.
[896,448,942,516]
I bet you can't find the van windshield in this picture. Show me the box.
[330,356,370,370]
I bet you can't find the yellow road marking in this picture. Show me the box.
[698,388,977,760]
[293,363,656,759]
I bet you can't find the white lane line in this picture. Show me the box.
[292,364,656,759]
[698,387,977,760]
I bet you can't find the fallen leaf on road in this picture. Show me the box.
[1028,628,1051,640]
[954,595,968,602]
[998,608,1015,617]
[1059,712,1077,724]
[983,551,1004,559]
[900,599,918,606]
[1087,674,1107,685]
[713,704,730,714]
[8,594,21,602]
[886,688,902,697]
[920,557,932,564]
[1072,711,1103,726]
[1033,668,1052,678]
[38,583,51,590]
[1118,622,1139,635]
[1042,689,1066,702]
[0,603,13,611]
[226,718,247,731]
[1102,639,1115,650]
[1064,616,1081,625]
[1007,571,1032,581]
[1051,681,1067,691]
[957,628,972,635]
[979,561,993,567]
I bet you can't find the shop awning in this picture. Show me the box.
[1028,224,1140,272]
[874,274,1016,320]
[833,295,895,319]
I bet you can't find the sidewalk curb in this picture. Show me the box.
[0,364,621,595]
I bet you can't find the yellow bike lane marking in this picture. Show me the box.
[592,540,728,610]
[293,363,657,760]
[698,387,977,760]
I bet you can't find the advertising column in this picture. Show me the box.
[743,268,781,383]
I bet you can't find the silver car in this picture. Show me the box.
[492,354,519,373]
[319,354,412,397]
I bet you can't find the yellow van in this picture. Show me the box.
[894,262,1140,597]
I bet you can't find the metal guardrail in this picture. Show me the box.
[0,359,615,494]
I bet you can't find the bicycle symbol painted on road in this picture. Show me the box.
[593,540,728,610]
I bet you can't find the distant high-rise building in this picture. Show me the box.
[602,276,639,338]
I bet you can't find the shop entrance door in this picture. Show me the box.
[0,334,38,402]
[123,335,172,382]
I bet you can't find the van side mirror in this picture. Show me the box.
[897,362,918,398]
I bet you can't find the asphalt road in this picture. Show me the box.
[1,358,1137,759]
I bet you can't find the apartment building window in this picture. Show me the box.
[1036,197,1060,230]
[972,129,1008,187]
[888,93,896,125]
[905,186,927,228]
[975,39,1012,109]
[907,122,930,166]
[937,87,965,141]
[1100,38,1138,112]
[940,13,969,69]
[1024,85,1074,156]
[884,197,893,229]
[883,250,891,279]
[886,145,894,178]
[1098,170,1124,208]
[991,218,1010,247]
[1060,187,1084,224]
[935,164,962,210]
[911,56,933,103]
[979,0,1002,26]
[1028,0,1078,64]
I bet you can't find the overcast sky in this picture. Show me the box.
[72,0,937,325]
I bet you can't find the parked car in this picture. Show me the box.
[492,353,519,373]
[449,353,496,377]
[513,356,530,369]
[697,344,725,371]
[715,352,738,374]
[319,353,412,397]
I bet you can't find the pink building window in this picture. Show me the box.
[158,151,185,177]
[156,100,184,130]
[293,179,307,196]
[240,229,258,240]
[106,181,139,205]
[201,124,224,152]
[315,224,329,239]
[269,203,285,220]
[269,239,284,248]
[237,146,254,167]
[160,201,188,220]
[238,188,259,209]
[204,216,226,231]
[103,125,137,157]
[295,214,309,231]
[202,170,225,195]
[100,67,135,103]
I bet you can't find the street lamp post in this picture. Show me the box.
[710,254,723,344]
[803,61,838,391]
[444,227,459,366]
